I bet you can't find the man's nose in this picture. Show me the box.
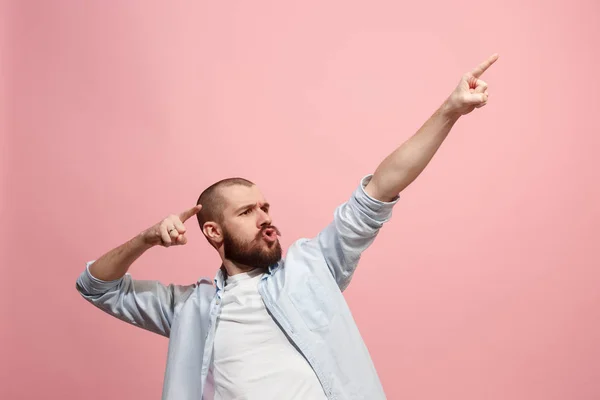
[258,209,272,227]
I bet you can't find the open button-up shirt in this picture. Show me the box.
[76,174,399,399]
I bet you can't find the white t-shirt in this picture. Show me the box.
[212,268,328,400]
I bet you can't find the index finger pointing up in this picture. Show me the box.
[471,53,499,78]
[179,204,203,222]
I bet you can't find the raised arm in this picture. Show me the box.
[365,54,499,201]
[309,54,499,290]
[75,205,202,337]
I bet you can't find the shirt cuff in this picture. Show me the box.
[352,174,400,223]
[77,260,124,294]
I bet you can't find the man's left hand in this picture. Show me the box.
[443,53,499,117]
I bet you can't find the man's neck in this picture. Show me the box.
[221,259,263,277]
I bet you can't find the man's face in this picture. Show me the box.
[219,184,282,269]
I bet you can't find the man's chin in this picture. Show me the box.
[262,238,279,247]
[260,244,282,262]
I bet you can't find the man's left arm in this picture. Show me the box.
[309,54,499,290]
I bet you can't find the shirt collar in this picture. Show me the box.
[213,261,281,292]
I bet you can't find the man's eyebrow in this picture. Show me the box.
[234,202,270,214]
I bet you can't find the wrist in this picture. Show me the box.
[133,231,156,252]
[440,98,462,121]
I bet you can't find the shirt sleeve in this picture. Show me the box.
[75,261,196,337]
[306,174,400,291]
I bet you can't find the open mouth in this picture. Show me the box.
[261,227,279,243]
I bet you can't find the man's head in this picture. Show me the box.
[196,178,282,270]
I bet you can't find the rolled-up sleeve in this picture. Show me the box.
[75,261,196,337]
[311,174,400,291]
[76,261,123,295]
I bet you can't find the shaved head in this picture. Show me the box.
[196,177,255,229]
[196,177,281,270]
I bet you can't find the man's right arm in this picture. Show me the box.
[87,234,153,281]
[75,205,203,338]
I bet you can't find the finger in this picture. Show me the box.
[160,225,172,246]
[475,93,489,108]
[471,53,499,78]
[172,218,187,234]
[179,204,203,223]
[176,234,188,245]
[169,226,179,239]
[473,79,488,94]
[467,75,488,90]
[464,93,488,105]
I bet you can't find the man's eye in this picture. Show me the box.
[241,209,252,215]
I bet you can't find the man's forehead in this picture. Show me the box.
[220,184,267,210]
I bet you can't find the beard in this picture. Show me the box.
[222,225,282,269]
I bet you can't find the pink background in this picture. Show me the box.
[3,1,600,399]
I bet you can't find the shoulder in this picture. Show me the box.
[279,238,328,275]
[286,237,320,257]
[195,277,216,293]
[179,277,217,302]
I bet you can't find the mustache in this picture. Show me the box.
[256,225,282,238]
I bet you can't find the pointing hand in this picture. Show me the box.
[141,205,203,248]
[444,53,499,116]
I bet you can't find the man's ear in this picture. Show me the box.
[203,222,223,244]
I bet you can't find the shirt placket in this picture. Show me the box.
[200,290,222,389]
[258,275,336,399]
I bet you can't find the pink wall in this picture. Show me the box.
[3,1,600,399]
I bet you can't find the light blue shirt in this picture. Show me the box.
[76,174,399,399]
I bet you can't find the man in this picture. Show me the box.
[76,54,498,399]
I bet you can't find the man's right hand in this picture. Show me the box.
[141,205,203,248]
